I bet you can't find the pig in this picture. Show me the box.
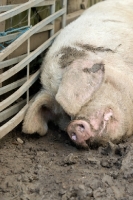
[23,0,133,147]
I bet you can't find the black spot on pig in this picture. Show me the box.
[83,63,105,73]
[77,43,115,53]
[58,46,86,68]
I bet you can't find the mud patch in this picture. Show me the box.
[77,43,115,53]
[0,125,133,200]
[83,63,105,73]
[58,46,86,68]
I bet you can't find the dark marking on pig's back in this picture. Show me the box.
[58,46,86,68]
[77,43,115,53]
[83,63,105,73]
[103,20,123,23]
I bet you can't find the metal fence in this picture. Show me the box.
[0,0,102,139]
[0,0,67,139]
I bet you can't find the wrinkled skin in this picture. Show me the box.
[23,0,133,147]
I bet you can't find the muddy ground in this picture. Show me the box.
[0,123,133,200]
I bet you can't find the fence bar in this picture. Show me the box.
[0,1,55,12]
[0,8,65,62]
[0,5,19,12]
[0,99,26,123]
[0,0,44,22]
[27,0,31,104]
[0,30,60,83]
[0,69,40,112]
[0,25,53,43]
[0,55,26,69]
[50,0,55,37]
[0,103,28,139]
[0,77,26,95]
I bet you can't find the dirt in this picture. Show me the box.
[0,123,133,200]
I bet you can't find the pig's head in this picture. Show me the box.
[56,58,126,147]
[56,58,105,116]
[67,106,116,148]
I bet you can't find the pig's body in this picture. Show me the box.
[23,0,133,147]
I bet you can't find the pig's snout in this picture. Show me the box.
[67,120,94,147]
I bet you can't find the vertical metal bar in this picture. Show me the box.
[62,0,67,28]
[27,0,31,104]
[91,0,95,6]
[50,0,55,37]
[88,0,91,7]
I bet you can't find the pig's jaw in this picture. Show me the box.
[67,109,113,147]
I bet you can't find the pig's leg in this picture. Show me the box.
[23,90,55,136]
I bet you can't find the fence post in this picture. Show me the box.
[27,0,31,104]
[50,0,55,36]
[62,0,67,28]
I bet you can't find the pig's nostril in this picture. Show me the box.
[78,124,85,131]
[71,132,77,141]
[79,124,84,128]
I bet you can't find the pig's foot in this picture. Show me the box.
[23,105,50,136]
[23,91,54,136]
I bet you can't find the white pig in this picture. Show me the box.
[23,0,133,147]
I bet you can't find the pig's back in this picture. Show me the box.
[41,0,133,93]
[48,0,133,61]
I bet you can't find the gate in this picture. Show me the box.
[0,0,67,139]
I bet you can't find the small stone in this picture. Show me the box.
[93,187,106,198]
[100,160,112,168]
[111,186,121,199]
[90,179,103,190]
[17,175,22,181]
[110,171,119,179]
[59,189,66,196]
[86,158,100,166]
[87,187,93,197]
[37,164,42,169]
[78,184,85,190]
[62,183,67,189]
[63,153,77,165]
[17,138,24,144]
[102,175,113,186]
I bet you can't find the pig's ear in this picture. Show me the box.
[56,59,104,116]
[23,91,53,136]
